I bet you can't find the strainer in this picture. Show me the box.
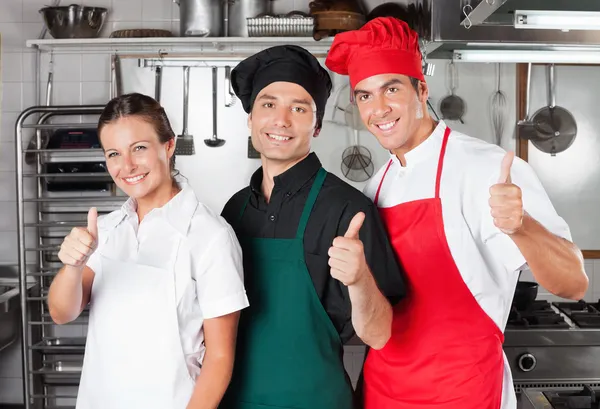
[440,61,466,124]
[341,103,374,183]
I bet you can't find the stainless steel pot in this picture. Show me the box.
[173,0,223,37]
[228,0,271,37]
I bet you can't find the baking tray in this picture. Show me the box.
[34,360,83,385]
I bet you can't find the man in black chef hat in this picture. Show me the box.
[219,45,406,409]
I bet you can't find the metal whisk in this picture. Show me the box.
[490,63,508,146]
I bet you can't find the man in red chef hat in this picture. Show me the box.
[326,17,588,409]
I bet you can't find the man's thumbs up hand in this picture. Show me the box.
[329,212,369,286]
[489,152,524,235]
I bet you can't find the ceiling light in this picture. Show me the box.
[514,10,600,31]
[453,49,600,64]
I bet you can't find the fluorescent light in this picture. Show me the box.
[514,10,600,31]
[453,49,600,64]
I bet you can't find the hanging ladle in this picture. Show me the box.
[204,66,226,148]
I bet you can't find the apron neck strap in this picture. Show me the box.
[237,193,252,225]
[374,124,452,205]
[295,167,327,239]
[434,126,452,199]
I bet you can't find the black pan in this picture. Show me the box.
[513,281,539,311]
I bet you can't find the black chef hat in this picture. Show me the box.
[231,45,332,127]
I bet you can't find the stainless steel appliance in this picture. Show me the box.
[504,299,600,408]
[399,0,600,59]
[521,385,600,409]
[43,128,113,192]
[0,265,24,353]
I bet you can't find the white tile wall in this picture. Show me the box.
[1,0,600,404]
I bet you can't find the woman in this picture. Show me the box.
[48,93,249,409]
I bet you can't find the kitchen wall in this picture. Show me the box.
[1,0,599,404]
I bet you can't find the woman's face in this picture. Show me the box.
[100,116,175,200]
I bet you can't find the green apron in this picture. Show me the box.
[221,167,354,409]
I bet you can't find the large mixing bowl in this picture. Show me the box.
[40,4,108,39]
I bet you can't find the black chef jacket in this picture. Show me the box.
[221,153,406,344]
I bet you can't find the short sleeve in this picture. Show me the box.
[193,226,249,319]
[339,200,407,305]
[480,156,572,273]
[85,251,102,275]
[84,217,108,275]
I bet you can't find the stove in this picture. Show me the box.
[521,385,600,409]
[554,301,600,329]
[504,299,600,398]
[507,300,571,330]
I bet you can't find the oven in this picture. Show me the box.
[503,299,600,409]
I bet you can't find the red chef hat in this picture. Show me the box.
[325,17,424,89]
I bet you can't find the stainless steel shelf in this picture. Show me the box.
[28,319,89,326]
[27,272,58,277]
[25,246,61,251]
[25,222,84,228]
[23,149,102,153]
[26,36,333,55]
[31,338,86,354]
[24,196,125,203]
[23,173,111,178]
[16,104,111,409]
[20,123,98,130]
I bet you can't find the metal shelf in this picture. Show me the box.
[23,149,102,153]
[28,316,89,326]
[24,196,125,203]
[31,338,86,354]
[15,105,114,409]
[25,222,87,228]
[23,173,111,178]
[26,36,334,56]
[20,123,98,130]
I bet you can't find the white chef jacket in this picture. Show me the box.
[86,178,249,377]
[363,120,572,409]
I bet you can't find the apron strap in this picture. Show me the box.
[373,159,393,206]
[295,167,327,239]
[434,126,452,199]
[237,193,252,226]
[374,124,452,205]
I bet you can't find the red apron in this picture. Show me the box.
[363,126,505,409]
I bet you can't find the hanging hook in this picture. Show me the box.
[463,4,473,29]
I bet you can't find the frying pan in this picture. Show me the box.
[522,64,577,156]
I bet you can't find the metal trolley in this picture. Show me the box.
[15,105,124,408]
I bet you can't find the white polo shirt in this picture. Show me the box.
[363,121,572,409]
[86,179,249,377]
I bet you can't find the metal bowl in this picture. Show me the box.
[40,4,108,39]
